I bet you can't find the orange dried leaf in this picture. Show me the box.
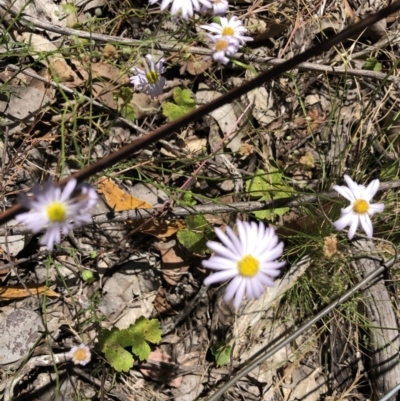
[98,178,152,211]
[0,284,59,299]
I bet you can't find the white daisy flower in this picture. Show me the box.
[333,175,384,239]
[208,35,240,64]
[201,0,229,15]
[149,0,212,20]
[210,0,229,15]
[203,220,285,309]
[68,343,91,366]
[200,16,253,45]
[130,55,166,98]
[16,179,98,251]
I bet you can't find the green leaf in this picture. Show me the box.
[121,104,136,121]
[246,169,292,219]
[142,318,162,344]
[99,317,162,369]
[181,191,196,206]
[98,327,133,350]
[115,87,133,102]
[186,215,208,231]
[211,343,232,367]
[177,215,214,255]
[162,88,196,121]
[128,316,162,344]
[132,340,151,361]
[362,57,382,72]
[126,317,162,360]
[173,88,196,107]
[177,230,208,255]
[104,344,134,372]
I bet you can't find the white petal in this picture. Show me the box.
[258,241,284,262]
[215,227,241,257]
[41,226,60,251]
[359,214,373,238]
[232,278,246,309]
[260,261,286,276]
[258,272,276,287]
[60,179,77,202]
[333,212,354,231]
[347,179,365,199]
[236,220,248,252]
[202,256,236,270]
[369,203,384,215]
[245,278,255,300]
[203,270,237,285]
[251,278,266,298]
[244,222,258,254]
[365,178,380,200]
[224,275,241,302]
[201,24,223,34]
[225,226,243,255]
[333,185,356,202]
[206,241,237,260]
[347,215,360,239]
[212,51,230,64]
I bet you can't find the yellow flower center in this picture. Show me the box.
[215,39,228,52]
[238,255,259,277]
[46,202,67,222]
[353,199,369,214]
[146,71,159,84]
[73,348,89,362]
[222,27,235,36]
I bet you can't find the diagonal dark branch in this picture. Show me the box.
[0,1,399,225]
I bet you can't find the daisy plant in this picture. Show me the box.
[68,343,91,366]
[200,16,253,64]
[208,35,241,64]
[203,220,286,309]
[130,55,166,98]
[16,178,98,251]
[200,16,253,45]
[332,175,384,239]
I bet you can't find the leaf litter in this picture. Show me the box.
[0,0,399,400]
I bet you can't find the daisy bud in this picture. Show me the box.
[333,175,384,239]
[203,220,286,309]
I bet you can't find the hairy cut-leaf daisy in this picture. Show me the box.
[203,220,285,309]
[68,343,91,366]
[130,55,166,98]
[16,178,98,251]
[208,35,240,64]
[333,175,384,239]
[200,16,253,45]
